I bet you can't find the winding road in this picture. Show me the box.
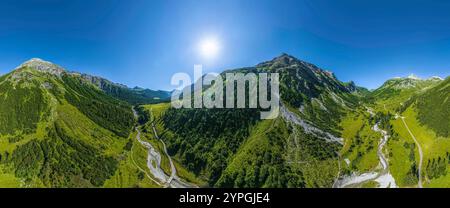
[400,116,423,188]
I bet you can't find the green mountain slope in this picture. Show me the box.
[151,54,358,187]
[147,55,449,188]
[1,56,448,188]
[0,58,135,187]
[349,75,449,188]
[255,54,361,135]
[369,75,442,110]
[369,74,448,138]
[415,77,450,137]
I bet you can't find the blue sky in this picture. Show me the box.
[0,0,449,90]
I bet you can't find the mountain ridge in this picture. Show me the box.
[9,58,171,105]
[1,55,449,188]
[0,59,136,187]
[156,53,360,187]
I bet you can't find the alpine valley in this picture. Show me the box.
[0,55,448,188]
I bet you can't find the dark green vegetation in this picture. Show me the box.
[216,118,340,188]
[154,104,340,187]
[62,74,134,137]
[0,75,49,135]
[162,108,260,185]
[155,54,356,187]
[0,59,136,187]
[10,123,117,187]
[415,77,450,137]
[425,155,448,180]
[154,55,449,188]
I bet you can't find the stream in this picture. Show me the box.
[132,108,196,188]
[334,108,397,188]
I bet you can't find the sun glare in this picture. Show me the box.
[199,38,220,59]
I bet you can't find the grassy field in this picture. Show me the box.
[402,107,450,187]
[340,109,366,153]
[0,165,22,188]
[56,102,127,156]
[389,117,418,187]
[340,109,381,173]
[103,131,160,188]
[390,105,450,187]
[401,107,450,159]
[427,174,450,187]
[0,174,21,188]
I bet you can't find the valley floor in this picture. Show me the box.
[131,107,197,188]
[336,97,450,188]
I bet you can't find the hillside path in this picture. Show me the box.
[400,116,423,188]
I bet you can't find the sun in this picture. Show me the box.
[199,37,220,59]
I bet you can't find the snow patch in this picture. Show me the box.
[407,74,421,80]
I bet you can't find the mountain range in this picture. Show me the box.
[0,55,448,188]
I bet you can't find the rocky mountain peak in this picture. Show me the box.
[407,74,421,80]
[16,58,65,76]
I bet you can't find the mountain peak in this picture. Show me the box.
[429,76,444,81]
[407,74,421,80]
[257,53,310,69]
[277,52,296,59]
[16,58,65,76]
[271,53,298,65]
[390,74,443,82]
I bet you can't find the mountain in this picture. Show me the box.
[148,54,361,187]
[0,58,136,187]
[78,73,171,105]
[414,76,450,137]
[142,54,449,188]
[371,75,442,100]
[1,56,448,188]
[367,74,444,113]
[348,74,448,188]
[253,54,362,134]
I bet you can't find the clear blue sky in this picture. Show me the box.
[1,0,449,90]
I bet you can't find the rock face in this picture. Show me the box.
[16,58,65,76]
